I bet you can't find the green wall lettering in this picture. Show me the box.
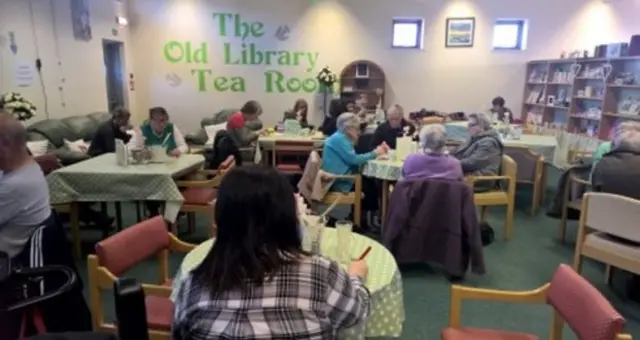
[213,13,264,39]
[191,69,246,92]
[223,43,318,71]
[265,70,323,94]
[163,12,331,94]
[163,41,208,64]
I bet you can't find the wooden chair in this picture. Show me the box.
[87,216,196,340]
[504,146,546,215]
[175,155,235,234]
[466,155,517,240]
[567,149,593,164]
[272,140,317,174]
[574,193,640,286]
[322,173,363,228]
[298,151,363,229]
[442,264,632,340]
[559,172,590,242]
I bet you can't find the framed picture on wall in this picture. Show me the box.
[445,17,475,48]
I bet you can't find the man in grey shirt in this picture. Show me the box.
[0,113,51,258]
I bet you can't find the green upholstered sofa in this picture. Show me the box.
[185,109,263,146]
[26,112,111,165]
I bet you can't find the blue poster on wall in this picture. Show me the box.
[70,0,92,41]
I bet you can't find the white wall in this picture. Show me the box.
[0,0,136,122]
[127,0,640,130]
[1,0,639,129]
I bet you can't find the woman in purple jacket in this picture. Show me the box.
[402,124,463,181]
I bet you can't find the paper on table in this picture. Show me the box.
[396,137,413,161]
[254,142,262,164]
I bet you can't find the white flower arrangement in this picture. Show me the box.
[316,66,337,87]
[0,92,37,121]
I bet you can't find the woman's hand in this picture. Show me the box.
[374,144,387,156]
[348,259,368,279]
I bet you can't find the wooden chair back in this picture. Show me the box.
[580,193,640,243]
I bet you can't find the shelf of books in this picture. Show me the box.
[522,56,640,141]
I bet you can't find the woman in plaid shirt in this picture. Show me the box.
[172,165,372,339]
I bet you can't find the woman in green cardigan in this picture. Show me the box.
[130,107,189,157]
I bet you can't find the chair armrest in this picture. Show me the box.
[569,174,590,186]
[141,284,172,298]
[195,169,220,176]
[330,174,358,180]
[465,175,511,187]
[175,177,221,188]
[168,234,197,253]
[449,283,549,327]
[466,175,510,182]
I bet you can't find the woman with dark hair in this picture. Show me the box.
[172,165,371,339]
[226,100,264,147]
[320,99,348,136]
[283,98,312,129]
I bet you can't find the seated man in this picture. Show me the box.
[130,107,189,157]
[0,113,51,258]
[88,107,132,157]
[592,121,640,167]
[372,104,416,150]
[452,113,503,190]
[592,128,640,199]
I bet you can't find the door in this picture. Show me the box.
[102,39,126,111]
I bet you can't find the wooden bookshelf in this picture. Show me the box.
[522,56,640,140]
[340,60,386,112]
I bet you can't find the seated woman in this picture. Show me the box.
[320,99,347,136]
[172,165,371,339]
[283,99,313,129]
[403,124,463,181]
[322,113,386,191]
[226,100,264,147]
[322,113,387,228]
[130,107,189,157]
[592,128,640,199]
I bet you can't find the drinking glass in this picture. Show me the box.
[335,220,353,263]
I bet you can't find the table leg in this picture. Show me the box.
[70,202,81,260]
[381,180,389,225]
[115,202,123,231]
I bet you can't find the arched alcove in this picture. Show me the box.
[339,60,386,112]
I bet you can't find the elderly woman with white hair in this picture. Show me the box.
[452,112,503,178]
[403,124,463,181]
[322,112,388,228]
[322,113,387,191]
[591,124,640,199]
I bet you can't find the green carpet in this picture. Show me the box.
[73,165,640,339]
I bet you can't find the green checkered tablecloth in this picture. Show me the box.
[171,229,404,339]
[47,153,205,222]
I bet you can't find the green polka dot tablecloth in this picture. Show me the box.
[171,229,404,339]
[47,153,205,222]
[363,159,404,181]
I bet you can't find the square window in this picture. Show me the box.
[392,18,424,49]
[492,19,528,51]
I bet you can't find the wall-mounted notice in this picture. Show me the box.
[14,61,34,87]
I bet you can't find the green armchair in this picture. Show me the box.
[26,112,111,165]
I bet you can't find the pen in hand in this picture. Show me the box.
[357,246,372,261]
